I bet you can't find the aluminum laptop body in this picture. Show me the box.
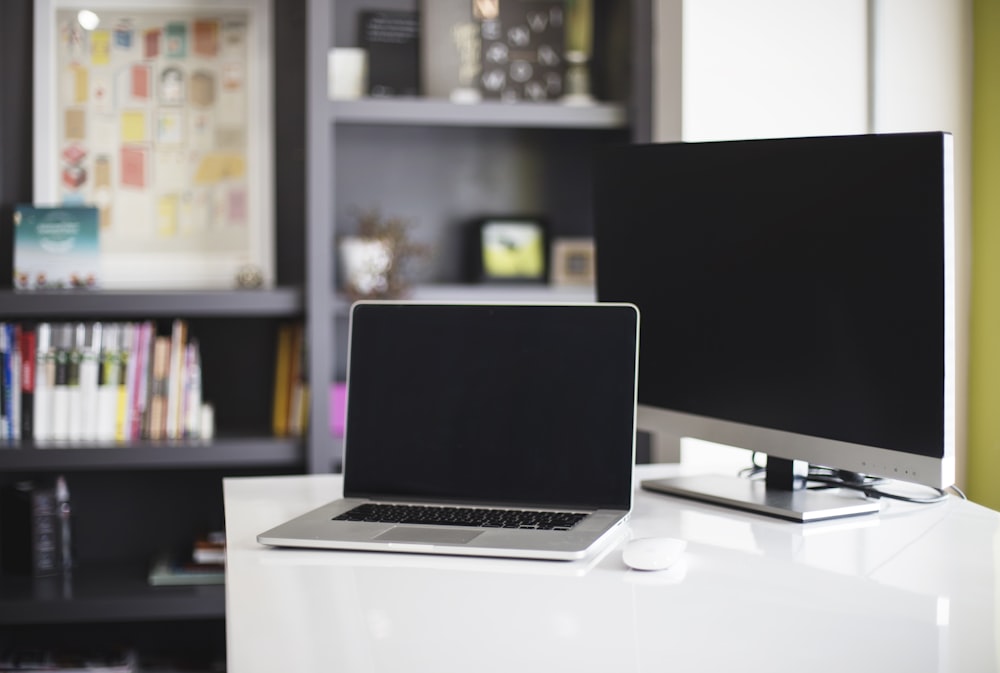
[258,301,640,561]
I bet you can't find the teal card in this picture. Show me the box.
[13,205,101,290]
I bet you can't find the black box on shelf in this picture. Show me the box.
[478,0,567,101]
[359,10,421,97]
[0,480,67,576]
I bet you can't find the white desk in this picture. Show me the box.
[223,464,1000,673]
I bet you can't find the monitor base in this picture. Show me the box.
[642,474,880,522]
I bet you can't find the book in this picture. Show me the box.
[79,323,102,441]
[271,323,294,436]
[33,323,54,442]
[359,10,421,97]
[96,324,121,442]
[9,324,22,441]
[66,324,85,441]
[19,324,36,441]
[12,204,100,290]
[165,319,188,439]
[1,324,11,440]
[114,324,133,441]
[148,335,171,440]
[129,321,154,441]
[148,552,224,586]
[50,324,73,441]
[192,531,226,564]
[183,340,202,438]
[0,480,63,576]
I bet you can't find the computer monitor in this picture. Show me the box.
[594,132,958,522]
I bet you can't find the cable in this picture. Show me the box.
[741,456,955,505]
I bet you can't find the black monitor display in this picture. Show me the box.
[595,132,957,521]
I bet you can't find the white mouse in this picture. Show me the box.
[622,537,687,571]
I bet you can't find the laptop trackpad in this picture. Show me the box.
[375,527,483,545]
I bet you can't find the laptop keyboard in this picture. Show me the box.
[334,503,587,531]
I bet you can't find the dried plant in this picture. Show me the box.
[344,208,431,299]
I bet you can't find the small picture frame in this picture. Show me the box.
[551,238,596,286]
[469,217,548,283]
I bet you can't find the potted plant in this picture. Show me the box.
[338,208,430,299]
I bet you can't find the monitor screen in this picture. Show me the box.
[595,132,957,521]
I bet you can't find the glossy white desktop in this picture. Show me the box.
[223,461,1000,673]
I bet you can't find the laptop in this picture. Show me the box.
[258,301,640,561]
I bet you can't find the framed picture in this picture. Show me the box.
[33,0,274,289]
[551,237,595,286]
[469,217,548,283]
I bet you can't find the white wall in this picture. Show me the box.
[654,0,869,142]
[872,0,973,486]
[653,0,971,143]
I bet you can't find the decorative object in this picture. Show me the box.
[235,264,264,288]
[551,237,595,286]
[358,10,420,97]
[562,0,594,104]
[468,217,547,283]
[328,48,368,100]
[478,1,566,102]
[33,0,274,290]
[421,0,481,103]
[13,204,101,289]
[338,209,430,299]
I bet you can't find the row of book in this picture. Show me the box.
[0,320,212,443]
[272,322,308,438]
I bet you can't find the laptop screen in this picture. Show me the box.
[342,302,639,511]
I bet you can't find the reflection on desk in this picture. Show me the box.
[223,464,1000,673]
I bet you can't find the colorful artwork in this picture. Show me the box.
[40,2,272,289]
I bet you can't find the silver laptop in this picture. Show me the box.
[258,301,639,561]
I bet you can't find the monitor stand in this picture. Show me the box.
[641,458,880,522]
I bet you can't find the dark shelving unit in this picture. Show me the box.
[0,0,308,665]
[0,0,653,665]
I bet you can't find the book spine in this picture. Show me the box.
[272,323,293,437]
[50,324,72,441]
[183,340,202,438]
[165,319,187,440]
[149,335,171,440]
[115,324,134,441]
[33,324,53,442]
[96,323,120,442]
[129,321,152,441]
[66,323,85,441]
[10,324,21,440]
[79,322,102,441]
[19,324,36,441]
[30,486,61,576]
[1,323,9,440]
[138,322,156,439]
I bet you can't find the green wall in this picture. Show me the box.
[968,0,1000,510]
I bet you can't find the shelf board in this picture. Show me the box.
[331,98,628,129]
[0,437,303,471]
[0,288,303,318]
[0,562,224,625]
[334,283,597,315]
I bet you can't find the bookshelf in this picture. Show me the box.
[0,0,307,667]
[305,0,653,475]
[0,0,653,665]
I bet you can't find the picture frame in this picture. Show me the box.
[468,217,548,283]
[33,0,274,290]
[550,237,595,286]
